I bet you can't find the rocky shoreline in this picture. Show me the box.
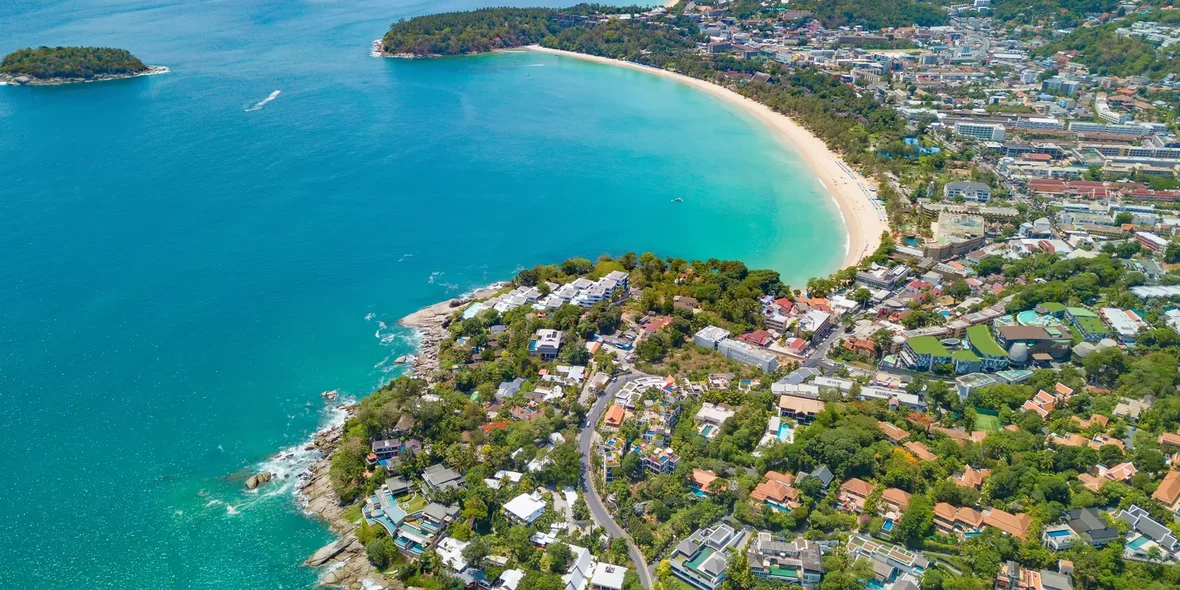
[398,283,507,383]
[293,283,506,587]
[295,408,396,589]
[0,65,169,86]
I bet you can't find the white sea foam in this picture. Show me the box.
[360,578,388,590]
[226,504,240,516]
[397,253,413,262]
[245,90,281,112]
[525,63,545,67]
[428,271,442,284]
[364,312,375,321]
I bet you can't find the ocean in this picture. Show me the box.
[0,0,844,587]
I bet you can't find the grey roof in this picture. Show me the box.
[384,476,410,493]
[1066,507,1117,543]
[1119,505,1179,549]
[675,538,700,557]
[777,367,821,386]
[872,558,896,578]
[894,581,920,590]
[422,502,452,522]
[422,463,464,490]
[1039,570,1074,590]
[699,553,728,576]
[811,465,834,486]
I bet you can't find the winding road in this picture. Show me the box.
[579,372,654,590]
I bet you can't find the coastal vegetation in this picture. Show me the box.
[0,46,148,80]
[381,8,567,56]
[320,244,1180,590]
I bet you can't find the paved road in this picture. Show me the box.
[579,372,654,590]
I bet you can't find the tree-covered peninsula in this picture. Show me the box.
[1,46,153,84]
[381,8,567,56]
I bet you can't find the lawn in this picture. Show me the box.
[402,493,429,514]
[973,411,1001,433]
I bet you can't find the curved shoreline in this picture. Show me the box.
[526,46,888,268]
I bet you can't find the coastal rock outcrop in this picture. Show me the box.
[297,410,396,589]
[245,471,273,490]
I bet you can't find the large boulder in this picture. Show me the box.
[244,471,273,490]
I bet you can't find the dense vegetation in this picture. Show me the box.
[991,0,1120,27]
[0,46,147,80]
[1036,18,1180,80]
[544,19,698,66]
[381,8,565,55]
[715,0,946,29]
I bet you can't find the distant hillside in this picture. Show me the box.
[1,46,149,80]
[1036,16,1180,80]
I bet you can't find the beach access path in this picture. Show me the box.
[580,372,655,589]
[527,46,889,268]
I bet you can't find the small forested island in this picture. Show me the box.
[0,46,165,86]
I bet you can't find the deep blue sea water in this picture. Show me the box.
[0,0,844,587]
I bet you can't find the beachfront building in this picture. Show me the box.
[855,264,910,290]
[747,532,824,587]
[668,523,746,590]
[363,479,459,558]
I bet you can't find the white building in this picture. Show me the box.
[504,492,547,525]
[1099,308,1145,343]
[944,181,992,203]
[590,563,628,590]
[694,326,731,350]
[718,339,780,373]
[954,121,1006,141]
[696,402,736,424]
[531,329,563,360]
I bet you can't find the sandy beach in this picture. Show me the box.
[527,46,889,268]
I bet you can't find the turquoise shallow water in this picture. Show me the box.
[0,0,843,587]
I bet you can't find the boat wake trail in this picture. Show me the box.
[245,90,281,112]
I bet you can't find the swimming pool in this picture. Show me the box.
[777,423,794,442]
[882,519,895,532]
[701,424,715,437]
[1046,529,1072,538]
[1128,535,1151,549]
